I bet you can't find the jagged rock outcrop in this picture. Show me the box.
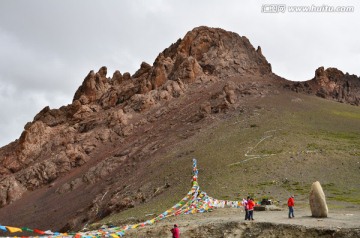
[73,26,272,108]
[287,66,360,105]
[313,67,360,105]
[73,67,112,104]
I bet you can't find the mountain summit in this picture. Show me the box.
[72,26,272,107]
[0,26,359,232]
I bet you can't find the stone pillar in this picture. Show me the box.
[309,181,328,218]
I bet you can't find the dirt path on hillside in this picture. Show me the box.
[124,207,360,237]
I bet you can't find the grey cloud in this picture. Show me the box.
[0,0,359,146]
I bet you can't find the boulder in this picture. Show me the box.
[309,181,328,218]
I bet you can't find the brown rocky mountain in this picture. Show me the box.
[0,26,359,232]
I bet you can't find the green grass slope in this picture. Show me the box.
[99,91,360,226]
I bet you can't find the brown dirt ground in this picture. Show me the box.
[123,207,360,237]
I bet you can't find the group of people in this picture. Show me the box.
[171,195,295,237]
[242,195,295,220]
[242,196,256,220]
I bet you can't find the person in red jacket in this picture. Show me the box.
[247,198,255,220]
[243,196,250,220]
[288,195,295,218]
[171,224,180,238]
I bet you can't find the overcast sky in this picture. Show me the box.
[0,0,359,147]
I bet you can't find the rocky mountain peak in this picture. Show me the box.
[72,26,272,105]
[150,26,272,86]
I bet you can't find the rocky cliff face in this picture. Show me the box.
[0,26,358,232]
[286,66,360,105]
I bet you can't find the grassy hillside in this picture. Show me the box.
[99,91,360,226]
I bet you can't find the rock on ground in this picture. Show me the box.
[309,181,328,218]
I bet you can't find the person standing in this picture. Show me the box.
[247,198,255,220]
[243,196,250,220]
[288,195,295,218]
[171,224,180,238]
